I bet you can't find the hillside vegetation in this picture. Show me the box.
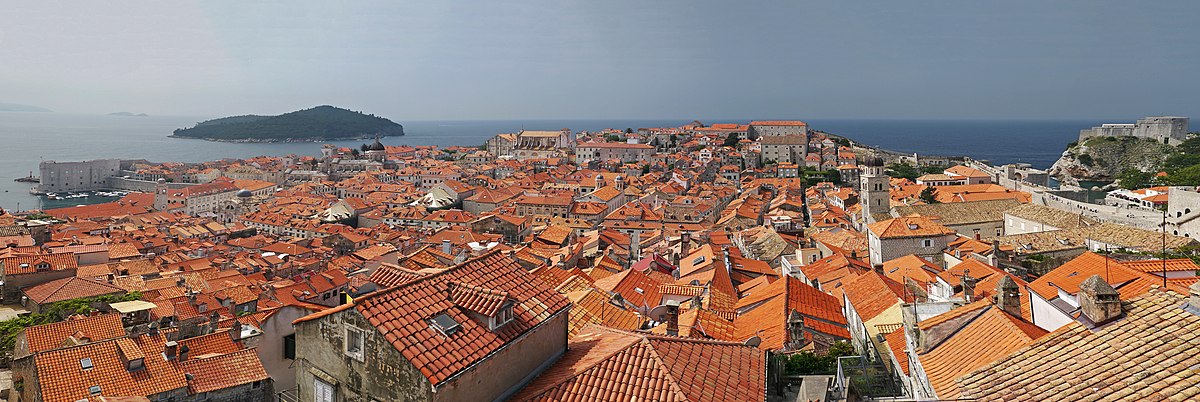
[1051,134,1200,189]
[1048,136,1171,187]
[172,105,404,142]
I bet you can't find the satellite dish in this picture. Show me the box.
[743,336,762,348]
[647,305,672,323]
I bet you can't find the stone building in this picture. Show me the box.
[759,135,808,164]
[891,199,1021,241]
[513,129,573,160]
[1078,116,1189,145]
[860,157,891,225]
[748,120,808,138]
[36,158,121,193]
[292,251,570,402]
[866,216,956,267]
[573,141,655,164]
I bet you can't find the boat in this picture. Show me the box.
[14,171,39,183]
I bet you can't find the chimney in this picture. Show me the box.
[679,231,691,262]
[441,239,452,255]
[961,271,977,303]
[630,231,641,262]
[164,341,178,360]
[989,240,1002,266]
[873,264,883,275]
[786,310,806,349]
[665,299,680,336]
[996,275,1021,317]
[230,320,243,342]
[722,247,732,275]
[1078,275,1122,325]
[209,311,220,329]
[178,344,190,362]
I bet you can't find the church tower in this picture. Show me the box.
[153,178,169,212]
[860,157,890,224]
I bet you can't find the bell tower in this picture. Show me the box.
[860,157,890,224]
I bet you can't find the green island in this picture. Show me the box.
[170,105,404,142]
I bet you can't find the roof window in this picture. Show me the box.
[430,313,461,336]
[88,385,101,395]
[80,358,94,370]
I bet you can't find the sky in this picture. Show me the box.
[0,1,1197,120]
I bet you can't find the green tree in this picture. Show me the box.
[886,163,920,181]
[624,127,634,134]
[1169,165,1200,186]
[722,132,740,147]
[641,164,651,175]
[779,341,857,375]
[919,186,940,204]
[605,134,622,142]
[1117,169,1154,190]
[350,148,361,158]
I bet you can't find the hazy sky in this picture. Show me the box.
[1,1,1197,120]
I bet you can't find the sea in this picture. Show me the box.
[0,112,1098,212]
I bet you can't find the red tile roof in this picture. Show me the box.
[511,325,766,401]
[23,313,125,354]
[295,250,570,387]
[179,348,270,393]
[23,277,126,304]
[734,276,849,350]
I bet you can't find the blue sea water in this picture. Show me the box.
[0,112,1099,211]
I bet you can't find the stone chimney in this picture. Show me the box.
[1078,275,1122,325]
[665,299,680,336]
[722,247,732,275]
[178,344,190,362]
[961,271,977,303]
[679,231,691,263]
[441,239,452,255]
[630,231,641,263]
[208,311,220,330]
[989,240,1003,266]
[164,341,178,361]
[230,320,243,342]
[995,275,1022,317]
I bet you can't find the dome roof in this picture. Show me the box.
[368,136,386,151]
[865,157,885,167]
[236,189,253,198]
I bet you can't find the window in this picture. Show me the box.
[344,325,365,361]
[80,358,94,370]
[283,334,296,359]
[314,378,336,402]
[922,239,933,248]
[88,385,102,395]
[490,303,516,330]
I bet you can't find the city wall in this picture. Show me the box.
[966,160,1164,230]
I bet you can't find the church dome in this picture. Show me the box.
[368,136,386,151]
[236,189,253,198]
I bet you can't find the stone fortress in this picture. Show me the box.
[1078,116,1189,145]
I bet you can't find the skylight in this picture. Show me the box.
[80,358,93,370]
[430,313,461,336]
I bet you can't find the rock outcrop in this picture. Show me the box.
[1049,136,1171,187]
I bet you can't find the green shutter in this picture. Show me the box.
[284,334,296,359]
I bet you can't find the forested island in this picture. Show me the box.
[170,105,404,142]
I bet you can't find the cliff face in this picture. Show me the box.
[1049,136,1171,187]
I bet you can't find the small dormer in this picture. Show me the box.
[447,281,516,332]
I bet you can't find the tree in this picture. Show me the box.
[887,163,920,181]
[360,143,370,152]
[779,341,856,375]
[1117,169,1154,190]
[605,134,622,142]
[919,186,940,204]
[641,164,651,175]
[350,148,361,158]
[624,127,634,134]
[1169,165,1200,186]
[722,132,740,147]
